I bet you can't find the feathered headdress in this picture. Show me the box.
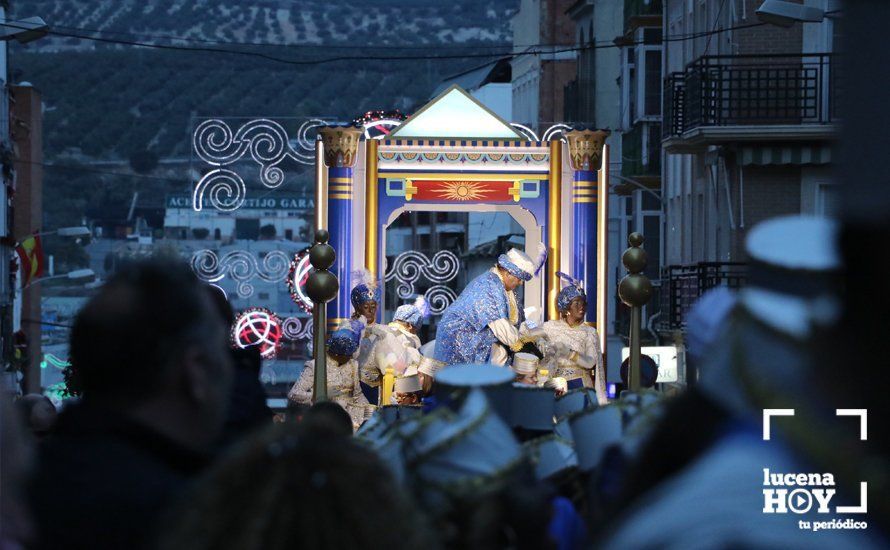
[497,243,548,281]
[556,271,583,289]
[413,295,431,320]
[350,268,381,309]
[351,268,378,290]
[556,271,586,313]
[393,295,431,328]
[533,243,548,277]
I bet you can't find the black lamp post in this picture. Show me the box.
[618,232,652,391]
[304,229,339,402]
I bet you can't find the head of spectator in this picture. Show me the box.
[1,396,33,549]
[300,401,354,438]
[15,394,57,439]
[68,259,234,451]
[159,422,432,550]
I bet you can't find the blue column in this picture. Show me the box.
[572,169,598,321]
[327,166,353,330]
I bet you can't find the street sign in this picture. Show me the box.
[621,345,679,383]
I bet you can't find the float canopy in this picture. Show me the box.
[391,85,522,140]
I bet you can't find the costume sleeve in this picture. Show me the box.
[467,273,511,331]
[358,329,385,387]
[489,318,520,347]
[351,360,371,408]
[288,361,314,406]
[404,346,421,368]
[490,343,509,365]
[587,329,608,405]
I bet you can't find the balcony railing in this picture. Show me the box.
[663,53,837,139]
[657,262,747,331]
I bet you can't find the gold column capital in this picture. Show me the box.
[565,129,610,171]
[319,126,363,168]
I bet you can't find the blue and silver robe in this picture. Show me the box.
[433,269,522,365]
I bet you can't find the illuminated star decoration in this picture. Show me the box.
[436,181,488,201]
[232,307,283,359]
[286,250,313,313]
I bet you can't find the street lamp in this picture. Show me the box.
[756,1,838,27]
[0,16,49,44]
[22,268,95,290]
[45,226,91,238]
[610,174,664,205]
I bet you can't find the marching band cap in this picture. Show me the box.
[510,384,556,431]
[435,363,514,422]
[740,215,841,339]
[523,435,578,481]
[403,388,522,504]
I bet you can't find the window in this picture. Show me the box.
[632,27,662,123]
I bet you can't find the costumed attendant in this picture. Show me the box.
[386,296,430,362]
[434,244,547,366]
[287,326,372,431]
[350,269,383,404]
[363,296,431,404]
[541,272,608,405]
[392,367,423,405]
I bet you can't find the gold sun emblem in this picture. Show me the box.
[437,181,487,201]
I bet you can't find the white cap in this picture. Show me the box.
[394,366,422,393]
[418,355,445,377]
[512,352,539,375]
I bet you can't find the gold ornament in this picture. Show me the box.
[319,126,363,168]
[565,129,610,171]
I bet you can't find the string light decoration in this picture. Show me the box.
[232,307,283,358]
[352,109,407,139]
[286,249,313,313]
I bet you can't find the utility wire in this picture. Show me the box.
[16,158,187,184]
[2,21,767,66]
[704,0,727,54]
[31,19,758,51]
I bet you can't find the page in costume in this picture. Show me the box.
[433,269,512,365]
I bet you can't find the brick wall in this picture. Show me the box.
[728,164,802,260]
[540,59,577,125]
[735,0,803,55]
[10,85,44,392]
[542,0,578,45]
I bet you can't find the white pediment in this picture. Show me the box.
[391,85,522,139]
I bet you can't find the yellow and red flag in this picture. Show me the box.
[15,234,44,287]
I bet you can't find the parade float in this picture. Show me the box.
[316,85,610,352]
